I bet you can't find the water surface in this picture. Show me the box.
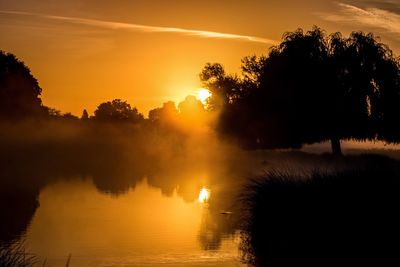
[22,178,243,266]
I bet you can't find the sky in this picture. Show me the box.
[1,0,399,116]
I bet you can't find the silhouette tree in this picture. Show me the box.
[323,30,400,154]
[93,99,144,123]
[81,109,89,121]
[43,106,62,118]
[178,95,205,116]
[256,27,332,150]
[201,27,400,154]
[62,112,79,121]
[200,63,242,111]
[328,31,400,152]
[0,51,44,119]
[148,101,178,124]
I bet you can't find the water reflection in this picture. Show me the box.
[0,187,39,244]
[198,187,210,203]
[198,208,237,252]
[3,136,398,265]
[22,179,242,266]
[0,143,251,266]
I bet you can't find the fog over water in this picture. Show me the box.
[2,118,399,266]
[0,119,253,266]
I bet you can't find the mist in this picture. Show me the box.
[2,23,400,266]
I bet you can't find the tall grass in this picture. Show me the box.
[0,242,36,267]
[240,155,400,266]
[0,243,72,267]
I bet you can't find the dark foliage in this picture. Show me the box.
[241,155,400,266]
[81,109,89,121]
[93,99,144,123]
[0,51,44,119]
[201,28,400,154]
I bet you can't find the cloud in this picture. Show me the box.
[316,2,400,36]
[0,10,277,45]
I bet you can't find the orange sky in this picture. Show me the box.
[1,0,399,116]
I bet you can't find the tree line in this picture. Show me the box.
[0,50,205,125]
[1,27,400,154]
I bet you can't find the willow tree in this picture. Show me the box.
[325,31,400,154]
[201,27,400,155]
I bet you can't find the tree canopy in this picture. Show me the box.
[201,27,400,154]
[148,101,178,124]
[178,95,205,117]
[0,50,44,119]
[93,99,144,123]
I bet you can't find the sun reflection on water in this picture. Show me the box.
[198,187,210,203]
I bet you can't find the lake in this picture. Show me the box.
[0,140,255,266]
[2,134,397,266]
[21,178,243,266]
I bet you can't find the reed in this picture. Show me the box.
[240,155,400,266]
[0,242,36,267]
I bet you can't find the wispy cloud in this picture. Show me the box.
[316,2,400,36]
[0,10,277,45]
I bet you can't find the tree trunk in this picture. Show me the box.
[330,137,342,156]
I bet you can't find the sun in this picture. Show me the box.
[197,89,212,104]
[198,187,210,203]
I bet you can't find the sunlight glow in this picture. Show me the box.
[197,89,212,105]
[198,187,210,203]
